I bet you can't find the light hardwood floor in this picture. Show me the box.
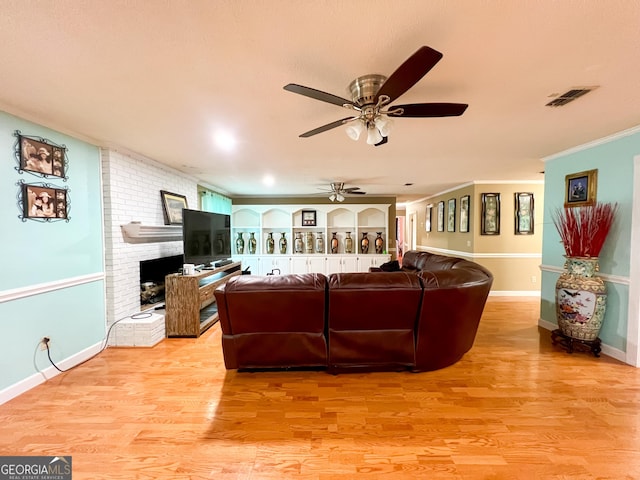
[2,298,640,480]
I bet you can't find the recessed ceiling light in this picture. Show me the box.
[263,174,275,187]
[213,130,237,153]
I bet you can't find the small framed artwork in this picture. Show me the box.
[160,190,188,225]
[565,169,597,207]
[20,181,69,222]
[15,131,68,180]
[425,204,432,232]
[481,193,500,235]
[447,198,456,232]
[515,192,534,235]
[437,201,445,232]
[459,195,470,233]
[301,209,317,226]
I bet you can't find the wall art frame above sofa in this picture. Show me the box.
[160,190,188,225]
[447,198,456,232]
[14,130,68,181]
[459,195,470,233]
[437,201,445,232]
[564,168,597,207]
[425,204,432,232]
[18,180,70,222]
[481,192,500,235]
[515,192,534,235]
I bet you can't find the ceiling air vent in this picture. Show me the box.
[545,86,598,107]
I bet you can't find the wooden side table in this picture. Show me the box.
[551,329,601,357]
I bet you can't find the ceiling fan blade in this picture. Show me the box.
[299,117,356,137]
[348,190,366,195]
[284,84,354,108]
[342,187,361,192]
[375,136,388,147]
[389,103,468,118]
[375,46,443,104]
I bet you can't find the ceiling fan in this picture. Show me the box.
[284,46,468,146]
[321,182,366,202]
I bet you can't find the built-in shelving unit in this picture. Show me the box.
[231,204,391,275]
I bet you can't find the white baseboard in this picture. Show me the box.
[489,291,541,297]
[0,341,103,405]
[538,319,627,364]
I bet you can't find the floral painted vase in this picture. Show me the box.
[279,233,287,254]
[555,256,607,341]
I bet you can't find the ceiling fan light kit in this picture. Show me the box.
[284,46,468,147]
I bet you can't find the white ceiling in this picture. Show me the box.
[1,1,640,203]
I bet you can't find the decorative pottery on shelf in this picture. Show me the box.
[304,232,314,253]
[552,202,618,341]
[279,233,287,254]
[556,257,607,341]
[330,232,339,254]
[375,232,384,254]
[266,232,275,254]
[294,232,303,254]
[248,232,257,254]
[344,232,353,254]
[360,232,369,254]
[235,232,244,254]
[315,232,324,254]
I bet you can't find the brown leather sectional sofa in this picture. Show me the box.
[214,251,493,373]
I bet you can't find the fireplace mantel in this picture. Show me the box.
[121,222,182,243]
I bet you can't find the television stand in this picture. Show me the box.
[164,261,241,337]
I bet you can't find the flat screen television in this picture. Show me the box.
[182,209,232,266]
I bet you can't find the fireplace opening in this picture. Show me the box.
[139,254,183,308]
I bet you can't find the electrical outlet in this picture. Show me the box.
[39,337,50,351]
[531,275,537,284]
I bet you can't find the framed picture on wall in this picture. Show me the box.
[437,201,445,232]
[447,198,456,232]
[515,192,534,235]
[481,193,500,235]
[425,204,432,232]
[20,181,69,222]
[160,190,188,225]
[459,195,470,233]
[565,169,597,207]
[15,131,68,180]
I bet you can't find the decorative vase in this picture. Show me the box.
[375,232,384,254]
[330,232,339,254]
[304,232,314,253]
[345,232,353,254]
[279,233,287,254]
[248,232,257,254]
[266,232,275,254]
[360,232,369,254]
[555,257,607,341]
[235,232,244,254]
[315,232,324,253]
[294,232,304,254]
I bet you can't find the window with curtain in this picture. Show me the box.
[199,189,232,214]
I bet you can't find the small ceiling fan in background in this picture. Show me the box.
[319,182,366,202]
[284,45,468,146]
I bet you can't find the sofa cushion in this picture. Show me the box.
[327,272,423,370]
[214,273,328,369]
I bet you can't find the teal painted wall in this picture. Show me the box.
[0,111,105,393]
[540,128,639,352]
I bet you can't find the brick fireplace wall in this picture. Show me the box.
[101,148,198,328]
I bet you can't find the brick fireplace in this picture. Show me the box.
[100,147,198,331]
